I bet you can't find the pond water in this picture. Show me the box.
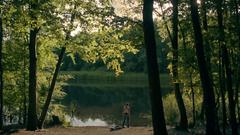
[60,79,171,127]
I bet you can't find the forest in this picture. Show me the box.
[0,0,239,135]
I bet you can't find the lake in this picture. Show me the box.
[59,72,172,127]
[61,83,152,127]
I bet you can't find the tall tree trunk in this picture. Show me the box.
[233,0,240,124]
[199,0,214,121]
[157,1,188,129]
[156,0,173,43]
[189,73,196,127]
[180,23,195,127]
[0,3,3,129]
[199,99,205,120]
[222,45,238,135]
[27,27,38,131]
[38,47,66,129]
[216,0,238,134]
[143,0,168,134]
[171,0,188,130]
[236,72,240,123]
[189,0,218,134]
[219,46,227,135]
[38,7,75,128]
[27,0,39,130]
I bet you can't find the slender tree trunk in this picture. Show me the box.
[236,74,240,123]
[143,0,168,134]
[38,47,66,129]
[189,73,196,127]
[217,0,238,134]
[219,46,227,135]
[199,99,205,120]
[199,0,215,122]
[158,1,188,129]
[0,4,3,130]
[23,45,27,126]
[189,0,218,134]
[156,0,173,44]
[27,27,38,131]
[180,23,195,127]
[201,0,212,71]
[27,0,40,130]
[171,0,188,130]
[38,7,75,128]
[233,0,240,124]
[222,45,238,135]
[174,83,188,130]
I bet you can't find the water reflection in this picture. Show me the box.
[66,116,108,127]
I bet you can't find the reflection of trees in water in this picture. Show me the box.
[61,86,152,126]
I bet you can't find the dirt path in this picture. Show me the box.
[8,126,198,135]
[5,125,237,135]
[11,127,154,135]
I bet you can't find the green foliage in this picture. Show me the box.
[163,93,202,125]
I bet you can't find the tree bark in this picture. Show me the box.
[222,45,238,135]
[219,46,227,135]
[0,3,3,129]
[233,0,240,124]
[38,5,76,128]
[171,0,188,130]
[199,99,205,120]
[27,0,40,130]
[180,23,195,127]
[156,0,173,44]
[38,47,66,129]
[189,73,196,127]
[27,27,39,131]
[199,0,214,121]
[143,0,168,134]
[189,0,218,134]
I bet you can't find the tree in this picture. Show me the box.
[171,0,188,130]
[143,0,168,134]
[218,45,227,134]
[38,47,66,129]
[0,0,3,130]
[233,0,240,124]
[198,0,212,121]
[189,0,218,134]
[27,1,39,130]
[38,0,140,128]
[155,0,188,129]
[179,22,197,127]
[38,3,76,127]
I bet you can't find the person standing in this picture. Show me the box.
[122,103,130,128]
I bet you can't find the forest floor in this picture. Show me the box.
[4,126,205,135]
